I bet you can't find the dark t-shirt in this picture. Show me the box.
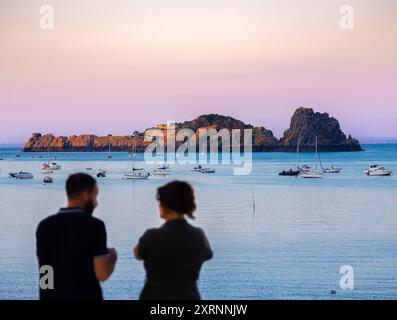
[138,219,213,300]
[36,208,108,300]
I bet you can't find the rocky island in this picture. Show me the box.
[23,107,362,152]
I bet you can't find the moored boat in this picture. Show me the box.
[43,176,53,184]
[10,171,34,179]
[323,167,342,173]
[279,169,300,176]
[364,165,392,176]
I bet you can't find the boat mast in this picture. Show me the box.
[316,135,324,172]
[296,137,300,168]
[131,134,135,170]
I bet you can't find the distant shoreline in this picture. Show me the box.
[2,140,397,149]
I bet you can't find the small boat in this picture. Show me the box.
[323,167,342,173]
[201,168,216,174]
[43,176,53,184]
[300,171,324,179]
[153,165,171,176]
[298,164,312,172]
[299,136,324,179]
[86,168,93,171]
[279,169,300,176]
[192,165,203,172]
[364,165,392,176]
[0,157,4,161]
[12,171,34,179]
[49,162,62,170]
[123,134,150,180]
[280,138,302,177]
[123,169,150,180]
[93,169,107,178]
[43,162,62,171]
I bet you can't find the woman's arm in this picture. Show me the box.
[133,244,143,260]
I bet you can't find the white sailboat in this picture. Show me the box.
[107,139,113,159]
[123,135,150,180]
[300,136,324,179]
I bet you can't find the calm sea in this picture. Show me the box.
[0,144,396,300]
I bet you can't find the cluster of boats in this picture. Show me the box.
[280,164,393,178]
[279,137,393,178]
[8,161,63,183]
[121,164,216,180]
[279,165,342,178]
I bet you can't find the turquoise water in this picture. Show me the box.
[0,144,396,300]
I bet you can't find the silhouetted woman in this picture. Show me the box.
[134,180,213,300]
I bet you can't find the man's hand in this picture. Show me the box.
[94,248,117,282]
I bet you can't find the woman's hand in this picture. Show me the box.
[133,245,142,260]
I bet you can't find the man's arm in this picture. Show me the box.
[93,248,117,282]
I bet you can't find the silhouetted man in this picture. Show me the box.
[36,173,117,300]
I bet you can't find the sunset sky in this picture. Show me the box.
[1,0,396,143]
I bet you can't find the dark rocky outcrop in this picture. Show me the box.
[279,107,362,152]
[23,108,362,152]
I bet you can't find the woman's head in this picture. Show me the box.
[156,180,196,220]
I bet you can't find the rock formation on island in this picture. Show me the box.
[279,107,362,152]
[23,108,362,152]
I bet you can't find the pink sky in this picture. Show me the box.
[1,0,396,143]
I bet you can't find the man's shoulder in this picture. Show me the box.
[89,216,105,229]
[37,213,59,228]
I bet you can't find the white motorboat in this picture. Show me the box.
[42,164,54,174]
[364,165,392,176]
[43,162,62,171]
[323,167,342,173]
[13,171,34,179]
[153,165,171,176]
[49,162,62,170]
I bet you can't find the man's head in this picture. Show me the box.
[66,173,99,215]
